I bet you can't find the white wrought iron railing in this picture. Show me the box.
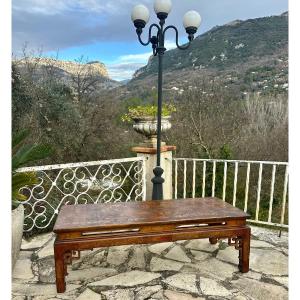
[16,157,147,232]
[173,158,288,229]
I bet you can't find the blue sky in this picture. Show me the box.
[12,0,288,81]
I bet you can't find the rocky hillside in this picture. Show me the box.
[129,12,288,97]
[15,58,121,90]
[134,13,288,78]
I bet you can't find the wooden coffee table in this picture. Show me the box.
[53,197,250,293]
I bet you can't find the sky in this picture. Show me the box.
[12,0,288,81]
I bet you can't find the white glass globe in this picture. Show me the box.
[183,10,202,29]
[154,0,172,14]
[131,4,150,23]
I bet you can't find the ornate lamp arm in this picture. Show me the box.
[137,23,160,46]
[163,25,193,50]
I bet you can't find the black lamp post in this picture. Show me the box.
[131,0,201,200]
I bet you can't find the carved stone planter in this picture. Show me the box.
[12,204,24,271]
[132,116,171,147]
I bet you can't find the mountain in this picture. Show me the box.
[129,12,288,96]
[14,58,121,90]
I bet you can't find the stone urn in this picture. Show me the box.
[132,116,172,147]
[12,204,24,271]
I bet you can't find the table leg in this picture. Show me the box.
[239,228,250,273]
[54,244,67,293]
[209,237,218,244]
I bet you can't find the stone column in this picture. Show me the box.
[132,145,176,200]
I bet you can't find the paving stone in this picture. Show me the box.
[165,245,191,263]
[250,226,288,248]
[148,242,174,255]
[128,247,146,269]
[150,257,183,271]
[163,273,199,294]
[72,250,105,269]
[36,236,55,259]
[176,240,187,244]
[12,283,80,297]
[164,290,205,300]
[38,257,56,283]
[101,289,134,300]
[232,277,288,300]
[12,296,26,300]
[18,250,34,260]
[150,290,165,300]
[251,240,275,248]
[13,259,34,280]
[76,288,103,300]
[216,246,238,265]
[185,258,237,281]
[135,285,162,300]
[271,276,289,288]
[89,270,161,287]
[21,233,54,250]
[239,270,262,281]
[185,239,219,253]
[250,248,288,275]
[190,250,211,261]
[200,277,231,297]
[107,247,129,266]
[68,267,117,283]
[231,295,248,300]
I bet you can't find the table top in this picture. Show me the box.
[53,197,250,233]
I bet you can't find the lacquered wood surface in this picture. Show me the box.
[54,197,250,233]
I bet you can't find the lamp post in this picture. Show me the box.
[131,0,201,200]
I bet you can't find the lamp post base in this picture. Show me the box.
[151,166,164,200]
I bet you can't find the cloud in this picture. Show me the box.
[13,0,288,53]
[107,51,152,81]
[106,40,176,81]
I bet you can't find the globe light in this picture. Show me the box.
[131,4,150,28]
[183,10,201,34]
[154,0,172,17]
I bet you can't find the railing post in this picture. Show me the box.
[132,145,176,200]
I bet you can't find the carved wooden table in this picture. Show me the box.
[53,197,250,293]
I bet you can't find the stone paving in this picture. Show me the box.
[12,226,288,300]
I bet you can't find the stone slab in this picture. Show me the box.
[21,233,54,250]
[128,247,146,269]
[250,248,288,275]
[13,259,34,280]
[12,283,80,297]
[216,246,238,265]
[190,250,211,261]
[101,289,134,300]
[36,236,55,259]
[232,277,288,300]
[165,245,191,263]
[200,277,231,297]
[107,247,129,266]
[185,239,219,253]
[68,267,117,283]
[135,285,162,300]
[185,258,237,281]
[76,288,103,300]
[150,257,183,272]
[163,273,199,294]
[89,271,161,287]
[164,290,205,300]
[148,242,174,255]
[271,276,289,288]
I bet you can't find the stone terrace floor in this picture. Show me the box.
[12,226,288,300]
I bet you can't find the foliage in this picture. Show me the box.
[121,104,176,123]
[12,130,53,209]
